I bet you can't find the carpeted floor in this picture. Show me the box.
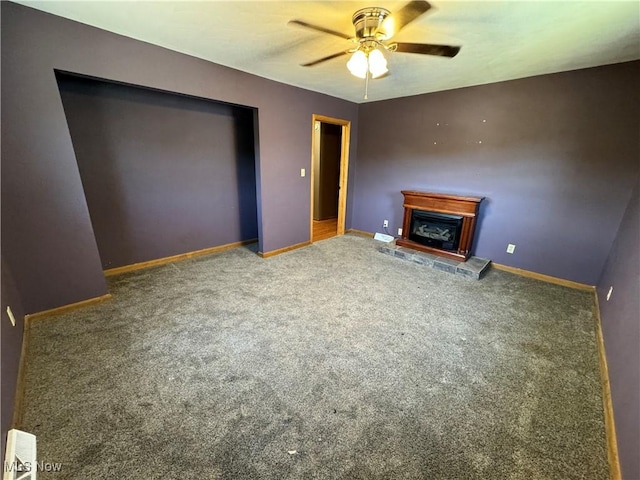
[20,234,608,479]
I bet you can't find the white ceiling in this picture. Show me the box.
[16,1,640,103]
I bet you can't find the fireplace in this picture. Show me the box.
[396,191,484,261]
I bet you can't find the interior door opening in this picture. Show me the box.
[310,115,350,243]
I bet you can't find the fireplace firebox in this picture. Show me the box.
[409,211,463,252]
[397,191,484,262]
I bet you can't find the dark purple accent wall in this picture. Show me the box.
[56,74,258,269]
[1,2,358,314]
[597,179,639,480]
[353,61,639,285]
[1,258,26,460]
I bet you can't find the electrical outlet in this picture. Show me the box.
[383,220,389,228]
[300,168,306,177]
[6,306,16,327]
[506,244,516,254]
[606,286,613,301]
[397,228,403,236]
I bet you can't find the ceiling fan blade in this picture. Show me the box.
[394,42,461,58]
[381,1,432,38]
[301,51,351,67]
[288,20,352,40]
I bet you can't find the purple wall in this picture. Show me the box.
[57,74,258,269]
[353,61,639,285]
[1,258,26,460]
[597,179,639,480]
[1,2,358,314]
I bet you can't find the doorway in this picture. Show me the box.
[310,115,351,243]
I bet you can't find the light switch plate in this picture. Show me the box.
[300,168,306,177]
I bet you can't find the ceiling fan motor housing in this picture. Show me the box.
[352,7,391,41]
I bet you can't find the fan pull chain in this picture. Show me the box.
[364,68,370,100]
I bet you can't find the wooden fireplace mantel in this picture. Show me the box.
[396,191,484,262]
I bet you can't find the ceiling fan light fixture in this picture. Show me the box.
[292,0,461,87]
[347,48,388,79]
[347,50,368,78]
[368,48,388,78]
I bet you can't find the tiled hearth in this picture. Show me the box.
[379,242,491,280]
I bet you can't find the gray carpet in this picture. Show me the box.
[20,234,608,479]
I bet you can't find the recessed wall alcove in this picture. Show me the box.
[56,72,259,270]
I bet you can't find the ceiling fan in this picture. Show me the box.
[289,0,460,89]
